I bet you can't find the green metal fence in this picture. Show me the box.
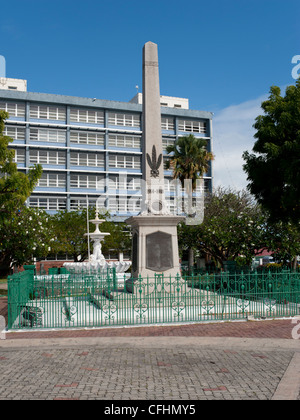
[7,269,300,330]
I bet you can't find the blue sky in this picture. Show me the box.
[1,0,299,189]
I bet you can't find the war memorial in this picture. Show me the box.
[4,43,300,331]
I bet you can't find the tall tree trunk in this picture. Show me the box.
[0,254,12,277]
[293,256,298,270]
[188,248,194,273]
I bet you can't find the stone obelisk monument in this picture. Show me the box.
[126,42,184,281]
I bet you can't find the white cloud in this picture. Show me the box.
[212,94,268,191]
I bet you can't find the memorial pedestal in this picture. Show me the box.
[126,215,185,283]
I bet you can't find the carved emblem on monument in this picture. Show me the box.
[146,145,162,178]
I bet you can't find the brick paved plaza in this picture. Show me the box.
[1,297,300,402]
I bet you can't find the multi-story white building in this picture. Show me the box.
[0,78,213,220]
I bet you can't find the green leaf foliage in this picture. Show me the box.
[165,134,214,190]
[0,110,42,220]
[178,187,300,268]
[243,79,300,225]
[0,206,52,276]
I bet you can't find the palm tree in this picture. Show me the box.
[165,134,213,188]
[165,134,214,271]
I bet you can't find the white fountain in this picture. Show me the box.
[63,208,131,280]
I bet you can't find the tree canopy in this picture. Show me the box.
[51,208,131,262]
[178,187,300,269]
[0,110,42,220]
[243,79,300,225]
[178,188,267,268]
[165,134,214,190]
[0,206,52,276]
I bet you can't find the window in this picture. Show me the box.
[11,148,25,164]
[108,112,140,127]
[70,197,103,211]
[70,174,105,189]
[178,119,207,134]
[4,126,26,140]
[30,104,66,121]
[164,178,177,192]
[37,173,66,188]
[127,177,141,190]
[108,196,127,212]
[109,175,141,191]
[162,138,175,150]
[70,152,105,167]
[29,197,66,210]
[70,108,104,125]
[30,149,66,165]
[127,197,141,212]
[166,197,176,213]
[108,154,141,169]
[70,130,104,146]
[161,117,174,131]
[0,101,25,118]
[108,134,141,148]
[30,128,66,143]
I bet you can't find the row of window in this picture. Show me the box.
[6,125,205,153]
[28,197,141,212]
[13,149,211,177]
[36,173,209,192]
[0,101,141,127]
[4,127,143,147]
[14,149,208,172]
[13,149,142,169]
[0,101,208,133]
[37,174,142,190]
[28,194,202,212]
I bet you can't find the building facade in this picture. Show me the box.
[0,80,213,220]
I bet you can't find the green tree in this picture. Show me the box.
[165,134,214,270]
[0,111,42,219]
[178,188,269,269]
[165,134,214,189]
[51,208,108,262]
[0,206,52,276]
[262,220,300,268]
[100,221,131,257]
[243,79,300,225]
[51,208,131,262]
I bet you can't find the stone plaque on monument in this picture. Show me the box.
[146,231,173,272]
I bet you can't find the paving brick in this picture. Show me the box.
[0,344,295,400]
[1,299,299,401]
